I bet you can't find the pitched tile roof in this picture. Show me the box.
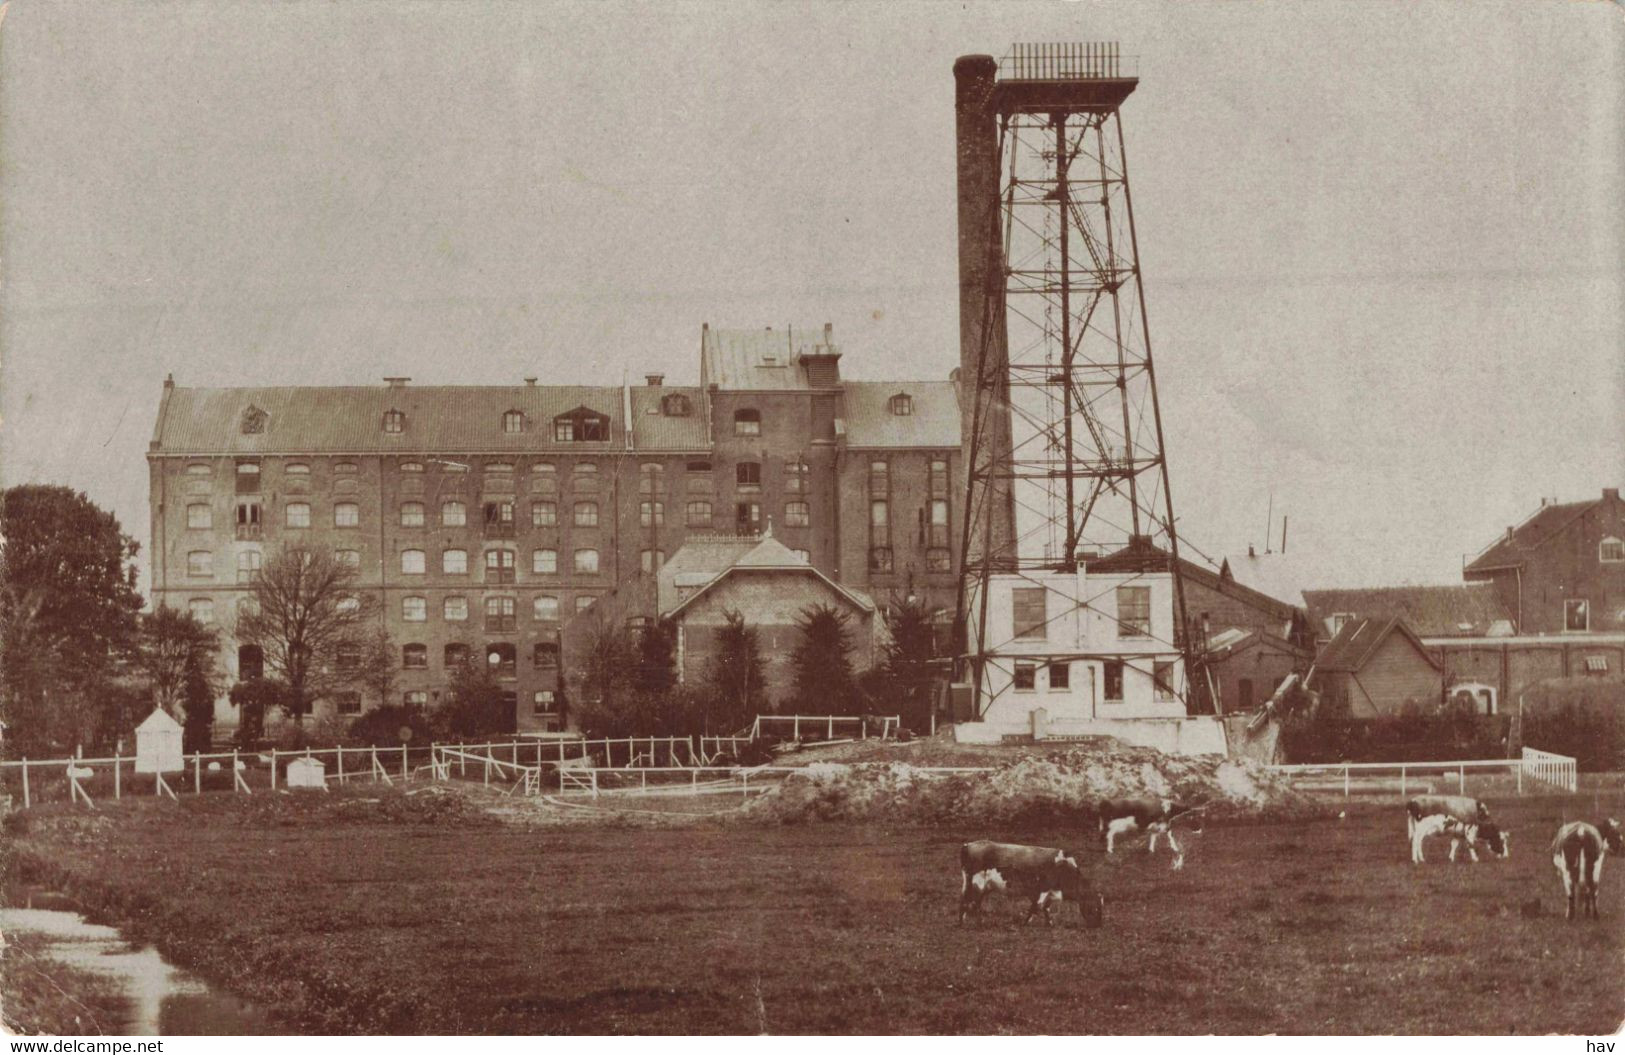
[659,533,874,619]
[1315,616,1440,674]
[840,381,959,449]
[628,386,709,451]
[1303,584,1514,638]
[152,384,625,454]
[1465,493,1616,573]
[700,325,840,391]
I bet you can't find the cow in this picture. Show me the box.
[1550,819,1623,921]
[958,840,1105,928]
[1097,797,1199,869]
[1405,795,1507,864]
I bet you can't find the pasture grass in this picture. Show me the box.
[4,788,1622,1034]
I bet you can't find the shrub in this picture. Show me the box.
[347,704,436,747]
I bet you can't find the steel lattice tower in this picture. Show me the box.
[952,45,1198,717]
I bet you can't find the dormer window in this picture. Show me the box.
[383,409,405,434]
[552,406,609,442]
[240,405,268,435]
[1602,537,1624,563]
[503,410,525,434]
[661,393,692,417]
[734,409,761,436]
[889,393,913,416]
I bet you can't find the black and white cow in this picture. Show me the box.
[1405,795,1507,864]
[1550,819,1623,921]
[1097,797,1198,869]
[958,840,1105,927]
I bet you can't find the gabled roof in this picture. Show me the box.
[628,386,709,451]
[1218,552,1319,609]
[1315,617,1440,674]
[1465,491,1620,573]
[661,533,874,620]
[136,708,182,733]
[1303,584,1514,638]
[151,384,625,454]
[840,381,959,449]
[700,325,840,391]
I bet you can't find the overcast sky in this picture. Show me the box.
[2,0,1620,596]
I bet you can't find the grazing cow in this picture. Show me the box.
[1406,795,1507,864]
[1097,797,1198,869]
[1550,819,1623,921]
[958,841,1105,927]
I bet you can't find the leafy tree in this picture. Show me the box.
[355,624,397,711]
[631,618,678,698]
[135,606,220,719]
[789,603,860,715]
[701,610,766,734]
[0,485,142,754]
[234,543,381,725]
[576,621,642,738]
[180,649,217,753]
[227,678,288,746]
[440,658,514,739]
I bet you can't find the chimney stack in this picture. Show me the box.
[524,377,537,386]
[384,377,410,388]
[1605,488,1620,502]
[645,373,665,387]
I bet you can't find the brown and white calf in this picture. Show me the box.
[958,840,1105,927]
[1550,819,1623,921]
[1097,797,1198,869]
[1406,795,1507,864]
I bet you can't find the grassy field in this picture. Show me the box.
[4,787,1623,1035]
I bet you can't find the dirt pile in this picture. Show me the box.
[742,743,1324,825]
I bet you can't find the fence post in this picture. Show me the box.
[794,716,800,740]
[336,744,344,786]
[742,770,750,801]
[232,749,240,794]
[1516,756,1523,795]
[1458,763,1465,791]
[194,752,202,795]
[270,748,278,790]
[114,747,122,801]
[1343,764,1350,799]
[1399,766,1405,799]
[828,717,834,739]
[402,744,408,782]
[21,759,29,809]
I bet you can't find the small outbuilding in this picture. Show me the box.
[285,756,328,789]
[134,708,184,774]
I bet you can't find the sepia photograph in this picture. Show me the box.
[0,0,1621,1040]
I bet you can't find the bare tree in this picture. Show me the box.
[136,606,220,718]
[234,543,380,725]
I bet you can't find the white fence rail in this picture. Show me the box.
[550,763,994,801]
[748,714,899,742]
[1270,750,1581,798]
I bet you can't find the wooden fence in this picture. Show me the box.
[1269,747,1581,799]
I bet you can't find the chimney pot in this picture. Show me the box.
[524,377,537,386]
[1606,488,1620,502]
[645,373,665,387]
[384,377,410,388]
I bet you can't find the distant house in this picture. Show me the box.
[1203,627,1314,715]
[1303,584,1515,642]
[1312,617,1443,718]
[1463,487,1625,634]
[563,532,880,712]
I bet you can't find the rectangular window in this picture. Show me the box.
[784,501,810,528]
[532,690,556,715]
[186,504,212,530]
[334,503,359,528]
[1013,662,1036,691]
[285,503,310,529]
[1602,538,1625,563]
[187,550,213,578]
[1153,661,1176,702]
[1104,661,1125,702]
[442,501,466,527]
[640,501,664,527]
[1048,662,1070,691]
[1565,599,1590,633]
[574,549,600,574]
[444,596,468,622]
[404,690,429,707]
[928,499,949,548]
[235,501,262,540]
[533,596,559,622]
[553,419,573,442]
[533,642,560,668]
[870,500,889,546]
[236,550,262,584]
[574,502,599,527]
[235,462,261,494]
[640,549,666,573]
[784,460,809,494]
[686,501,712,527]
[337,692,362,717]
[926,547,952,573]
[485,549,516,584]
[188,598,215,625]
[929,458,950,497]
[444,643,469,668]
[402,596,427,622]
[335,549,360,569]
[868,546,893,573]
[485,596,517,632]
[402,644,428,669]
[575,595,596,614]
[442,549,468,575]
[1117,586,1152,638]
[736,462,761,490]
[533,549,557,575]
[639,464,667,496]
[531,501,557,527]
[400,503,425,527]
[483,502,515,538]
[868,460,889,498]
[401,550,426,575]
[1012,587,1048,640]
[736,502,761,536]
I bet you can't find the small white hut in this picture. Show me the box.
[134,708,184,774]
[285,756,328,789]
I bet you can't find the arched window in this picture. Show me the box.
[485,642,517,676]
[400,502,425,527]
[639,463,666,495]
[442,500,467,526]
[186,503,212,530]
[533,595,559,622]
[186,463,213,476]
[285,462,310,475]
[442,549,468,574]
[383,409,405,434]
[443,596,468,622]
[236,462,261,494]
[1602,537,1624,563]
[189,598,215,625]
[640,501,664,527]
[187,551,214,578]
[784,501,810,527]
[733,408,761,436]
[401,550,426,575]
[574,549,600,574]
[333,462,357,475]
[574,501,599,527]
[444,642,469,667]
[402,644,428,669]
[736,462,761,489]
[686,500,712,527]
[531,501,557,527]
[533,549,558,575]
[337,595,361,614]
[503,410,525,434]
[400,461,424,474]
[661,393,692,417]
[530,462,557,492]
[334,502,359,528]
[285,502,310,528]
[402,596,427,622]
[533,642,560,668]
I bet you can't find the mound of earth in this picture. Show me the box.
[742,741,1323,826]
